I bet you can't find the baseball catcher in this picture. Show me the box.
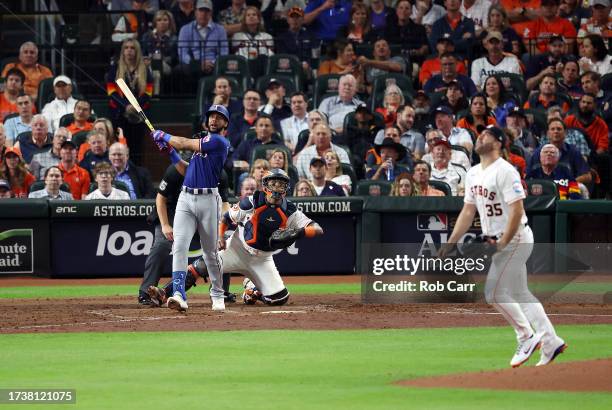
[148,168,323,307]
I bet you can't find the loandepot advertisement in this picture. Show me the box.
[0,229,34,273]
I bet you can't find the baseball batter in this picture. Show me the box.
[172,169,324,305]
[442,126,566,367]
[152,105,230,312]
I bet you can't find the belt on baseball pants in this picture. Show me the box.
[182,186,218,195]
[491,223,529,240]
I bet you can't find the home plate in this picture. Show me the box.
[260,310,307,314]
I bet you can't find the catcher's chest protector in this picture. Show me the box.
[243,192,297,251]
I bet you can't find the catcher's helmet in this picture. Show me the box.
[262,168,290,200]
[205,104,230,127]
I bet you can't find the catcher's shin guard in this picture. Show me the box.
[262,288,290,306]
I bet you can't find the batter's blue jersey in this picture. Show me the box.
[183,133,230,189]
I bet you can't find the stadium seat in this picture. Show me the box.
[71,130,90,148]
[58,113,96,128]
[601,73,612,94]
[370,73,414,111]
[29,180,71,194]
[3,112,18,123]
[355,44,374,59]
[214,55,251,92]
[493,73,527,105]
[313,74,341,107]
[255,74,297,96]
[428,180,452,197]
[249,143,292,165]
[451,144,470,160]
[340,163,357,195]
[524,108,547,133]
[265,54,304,90]
[526,178,559,198]
[355,180,393,196]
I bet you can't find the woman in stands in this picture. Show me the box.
[338,2,377,45]
[232,6,274,76]
[578,34,612,76]
[480,5,523,57]
[248,158,271,191]
[375,84,405,127]
[140,10,178,96]
[269,148,295,192]
[391,172,416,197]
[293,179,317,197]
[483,75,516,127]
[0,147,34,198]
[456,93,497,137]
[324,149,351,196]
[318,39,364,92]
[106,38,153,166]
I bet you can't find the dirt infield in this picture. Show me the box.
[398,359,612,392]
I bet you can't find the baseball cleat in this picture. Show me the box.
[510,333,542,368]
[536,340,567,366]
[147,286,167,307]
[211,296,225,312]
[167,293,188,312]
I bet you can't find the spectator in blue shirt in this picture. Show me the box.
[233,114,283,169]
[304,0,351,43]
[174,0,228,90]
[423,53,477,97]
[429,0,476,60]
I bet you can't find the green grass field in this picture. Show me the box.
[1,326,612,409]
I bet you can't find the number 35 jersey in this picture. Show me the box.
[464,157,528,237]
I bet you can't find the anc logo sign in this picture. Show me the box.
[0,229,34,273]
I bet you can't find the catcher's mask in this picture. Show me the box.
[262,168,290,201]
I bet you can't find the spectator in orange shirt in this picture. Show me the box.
[524,74,571,113]
[0,68,25,121]
[65,100,94,135]
[0,147,35,198]
[501,0,540,24]
[456,93,497,137]
[57,140,91,199]
[522,0,577,54]
[1,42,53,101]
[413,160,445,196]
[419,34,468,87]
[565,93,609,154]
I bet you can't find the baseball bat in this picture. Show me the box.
[115,78,155,132]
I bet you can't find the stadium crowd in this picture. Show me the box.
[0,0,610,201]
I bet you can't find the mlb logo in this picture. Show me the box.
[227,61,238,72]
[531,184,543,196]
[279,58,290,71]
[417,214,448,231]
[328,79,339,92]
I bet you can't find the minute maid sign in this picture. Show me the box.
[0,229,34,273]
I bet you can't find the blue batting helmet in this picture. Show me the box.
[205,104,230,125]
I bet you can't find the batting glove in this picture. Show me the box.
[154,140,168,151]
[152,130,171,144]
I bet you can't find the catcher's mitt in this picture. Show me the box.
[269,227,304,250]
[460,234,498,259]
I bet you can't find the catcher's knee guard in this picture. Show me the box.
[262,288,290,306]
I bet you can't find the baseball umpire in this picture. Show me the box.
[148,168,324,306]
[152,105,230,312]
[441,126,566,368]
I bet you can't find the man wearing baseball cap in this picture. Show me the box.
[524,0,577,54]
[429,135,467,196]
[175,0,228,89]
[41,75,77,133]
[433,105,474,154]
[276,7,317,73]
[525,35,566,91]
[0,179,12,198]
[470,31,521,90]
[577,0,611,39]
[258,78,291,130]
[58,139,91,200]
[419,34,468,87]
[308,156,346,196]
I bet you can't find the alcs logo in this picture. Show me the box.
[96,225,153,256]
